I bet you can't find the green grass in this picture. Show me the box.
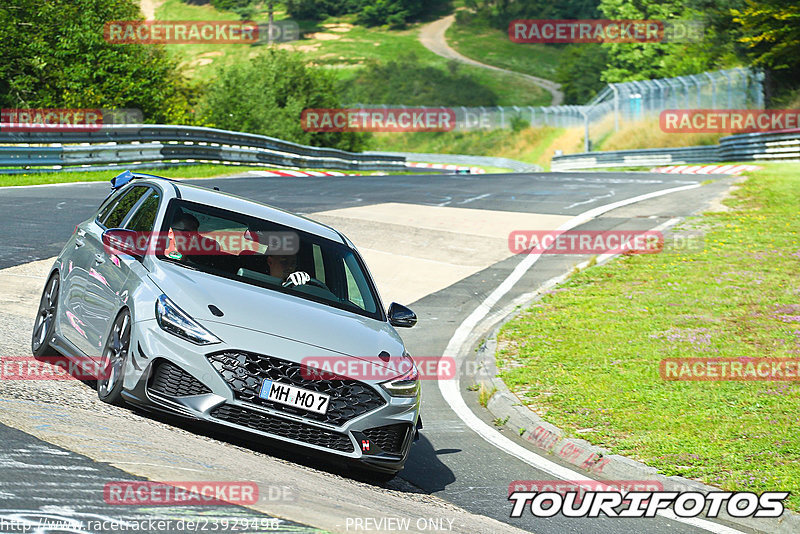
[370,126,564,168]
[497,162,800,509]
[0,164,380,187]
[156,0,297,80]
[446,16,563,80]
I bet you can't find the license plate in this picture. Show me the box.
[259,380,330,415]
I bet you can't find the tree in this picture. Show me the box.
[198,49,369,151]
[284,0,450,26]
[732,0,800,71]
[556,45,609,104]
[0,0,192,123]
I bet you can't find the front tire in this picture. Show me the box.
[97,309,131,405]
[32,273,60,358]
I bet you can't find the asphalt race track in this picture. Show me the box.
[0,171,757,534]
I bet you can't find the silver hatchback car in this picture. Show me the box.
[32,171,421,476]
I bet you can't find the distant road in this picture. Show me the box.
[418,14,564,106]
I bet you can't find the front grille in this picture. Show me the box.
[211,404,354,453]
[148,360,211,397]
[363,423,411,455]
[206,351,386,426]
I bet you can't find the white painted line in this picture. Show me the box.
[438,181,746,533]
[458,193,491,204]
[564,190,614,209]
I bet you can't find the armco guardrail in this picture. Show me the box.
[367,151,543,172]
[551,129,800,171]
[718,128,800,161]
[0,124,406,173]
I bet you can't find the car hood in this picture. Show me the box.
[148,261,404,361]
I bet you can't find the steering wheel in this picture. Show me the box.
[282,275,331,292]
[305,277,331,291]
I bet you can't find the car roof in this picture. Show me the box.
[139,175,344,243]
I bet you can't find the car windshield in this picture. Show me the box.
[156,199,381,320]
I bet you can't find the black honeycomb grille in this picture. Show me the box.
[206,351,386,426]
[363,423,411,455]
[148,360,211,397]
[210,404,354,452]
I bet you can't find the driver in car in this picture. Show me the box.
[267,253,311,287]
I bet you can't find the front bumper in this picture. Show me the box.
[121,319,420,473]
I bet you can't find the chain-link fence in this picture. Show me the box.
[350,67,765,150]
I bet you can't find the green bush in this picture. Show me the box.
[0,0,193,123]
[198,49,370,151]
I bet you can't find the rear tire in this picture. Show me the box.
[97,309,131,405]
[31,273,60,358]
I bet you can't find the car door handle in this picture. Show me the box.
[94,253,105,264]
[75,239,85,248]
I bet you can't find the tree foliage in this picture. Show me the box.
[0,0,192,123]
[462,0,601,30]
[284,0,451,27]
[556,45,609,104]
[732,0,800,71]
[198,49,369,151]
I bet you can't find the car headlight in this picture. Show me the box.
[155,294,221,345]
[380,353,419,398]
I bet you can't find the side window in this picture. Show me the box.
[343,254,374,312]
[96,189,127,223]
[312,244,326,284]
[125,190,161,232]
[101,186,148,228]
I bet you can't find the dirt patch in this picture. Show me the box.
[322,23,354,33]
[305,32,342,41]
[139,0,165,20]
[706,175,747,213]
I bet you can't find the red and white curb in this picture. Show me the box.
[407,162,486,174]
[248,169,350,177]
[650,164,761,175]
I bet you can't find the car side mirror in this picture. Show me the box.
[388,302,417,328]
[102,228,145,259]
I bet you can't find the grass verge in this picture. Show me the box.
[371,125,576,169]
[446,16,563,81]
[497,162,800,510]
[0,164,383,187]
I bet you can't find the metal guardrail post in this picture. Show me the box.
[704,72,717,109]
[611,84,619,131]
[755,69,765,109]
[720,70,733,109]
